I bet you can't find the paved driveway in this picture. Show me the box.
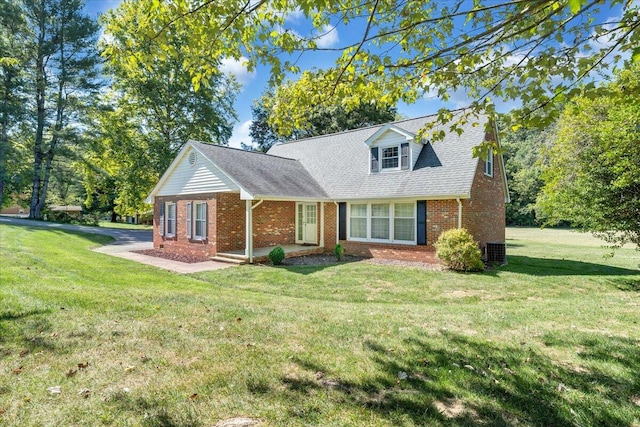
[0,216,231,273]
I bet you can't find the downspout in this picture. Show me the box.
[456,198,463,229]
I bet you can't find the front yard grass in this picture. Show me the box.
[0,224,638,426]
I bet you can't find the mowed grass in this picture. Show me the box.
[0,224,639,427]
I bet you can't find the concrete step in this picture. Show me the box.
[211,255,248,265]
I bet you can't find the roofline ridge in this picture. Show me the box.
[271,109,484,148]
[189,139,301,162]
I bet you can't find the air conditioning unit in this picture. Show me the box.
[485,242,506,264]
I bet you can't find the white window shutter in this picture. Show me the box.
[159,203,165,236]
[186,202,192,239]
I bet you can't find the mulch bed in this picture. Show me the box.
[133,249,211,264]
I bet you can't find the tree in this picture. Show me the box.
[23,0,101,219]
[0,0,29,207]
[498,113,552,226]
[94,1,239,216]
[248,87,397,152]
[537,64,640,249]
[103,0,640,148]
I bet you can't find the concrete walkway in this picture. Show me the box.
[0,216,233,273]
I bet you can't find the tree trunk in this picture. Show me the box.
[0,71,11,207]
[29,3,47,220]
[111,210,118,223]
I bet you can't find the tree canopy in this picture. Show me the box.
[248,87,397,152]
[103,0,640,147]
[537,64,640,249]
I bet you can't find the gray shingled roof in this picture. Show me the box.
[191,141,328,199]
[267,113,489,200]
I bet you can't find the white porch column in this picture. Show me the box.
[245,199,253,263]
[319,202,325,248]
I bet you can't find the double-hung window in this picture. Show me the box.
[165,202,176,237]
[370,203,390,240]
[349,204,367,239]
[393,203,415,241]
[194,202,207,240]
[381,146,399,169]
[484,148,493,177]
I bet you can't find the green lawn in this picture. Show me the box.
[97,220,153,230]
[0,224,638,427]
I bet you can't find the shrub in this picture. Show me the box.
[268,246,285,265]
[435,228,484,272]
[334,244,344,261]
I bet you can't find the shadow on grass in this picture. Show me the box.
[499,255,640,277]
[283,331,639,426]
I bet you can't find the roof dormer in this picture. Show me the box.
[366,125,424,174]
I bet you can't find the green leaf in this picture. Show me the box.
[567,0,582,14]
[632,48,640,64]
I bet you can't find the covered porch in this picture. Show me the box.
[214,244,324,264]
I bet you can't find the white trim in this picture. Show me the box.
[365,124,416,146]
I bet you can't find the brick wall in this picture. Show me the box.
[215,193,245,252]
[153,193,218,258]
[339,240,438,263]
[252,200,296,248]
[462,130,506,249]
[426,199,459,249]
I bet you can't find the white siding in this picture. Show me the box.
[157,148,239,196]
[370,130,423,171]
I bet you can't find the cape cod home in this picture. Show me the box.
[146,113,509,264]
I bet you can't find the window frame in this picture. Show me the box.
[165,202,176,237]
[381,146,399,170]
[484,148,494,177]
[346,201,417,245]
[193,201,207,241]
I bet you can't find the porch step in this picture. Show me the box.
[211,254,248,265]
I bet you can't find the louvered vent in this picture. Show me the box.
[485,242,506,264]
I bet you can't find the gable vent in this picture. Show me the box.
[188,151,197,166]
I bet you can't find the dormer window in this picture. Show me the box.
[382,146,399,169]
[371,142,410,173]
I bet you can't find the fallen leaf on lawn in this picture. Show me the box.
[78,388,90,398]
[189,393,198,400]
[47,386,61,394]
[50,332,58,337]
[13,366,23,375]
[77,362,89,369]
[124,366,135,372]
[0,407,7,416]
[66,369,77,378]
[19,349,29,357]
[23,397,30,403]
[236,317,242,323]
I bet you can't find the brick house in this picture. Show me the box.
[146,113,509,264]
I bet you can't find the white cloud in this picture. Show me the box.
[227,120,253,149]
[220,57,256,86]
[314,24,339,48]
[285,8,304,23]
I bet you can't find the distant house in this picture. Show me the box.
[146,113,509,264]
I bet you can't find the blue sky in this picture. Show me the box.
[85,0,630,148]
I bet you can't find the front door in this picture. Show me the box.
[296,203,318,245]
